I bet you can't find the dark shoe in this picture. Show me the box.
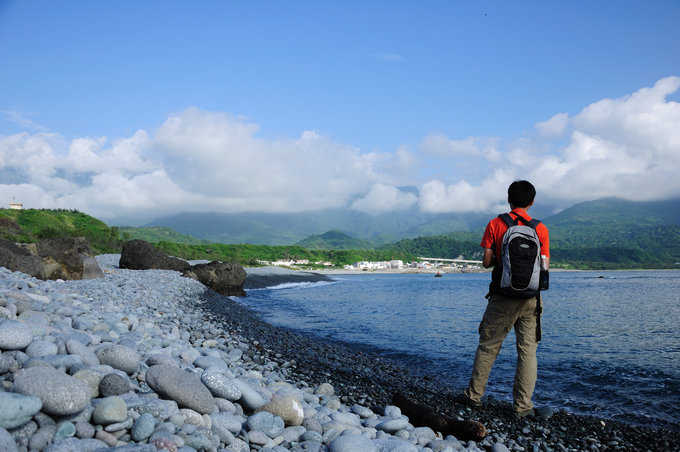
[515,408,535,419]
[453,392,482,408]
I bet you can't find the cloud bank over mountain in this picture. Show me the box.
[1,77,679,224]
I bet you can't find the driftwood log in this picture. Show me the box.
[392,392,487,442]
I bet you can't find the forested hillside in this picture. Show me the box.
[2,198,679,270]
[0,208,124,253]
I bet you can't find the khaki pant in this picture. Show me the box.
[464,294,540,412]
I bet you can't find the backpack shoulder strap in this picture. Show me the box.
[499,213,517,228]
[512,213,541,230]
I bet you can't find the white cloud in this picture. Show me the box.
[350,183,417,213]
[419,134,502,161]
[535,112,569,138]
[151,108,379,212]
[417,76,680,212]
[2,77,679,223]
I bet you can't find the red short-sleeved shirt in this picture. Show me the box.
[480,209,550,258]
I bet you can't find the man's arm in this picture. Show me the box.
[482,248,495,268]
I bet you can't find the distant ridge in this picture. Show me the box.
[143,198,680,247]
[145,208,490,246]
[296,230,373,250]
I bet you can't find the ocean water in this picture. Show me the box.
[237,270,680,430]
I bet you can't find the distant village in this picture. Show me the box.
[263,258,483,271]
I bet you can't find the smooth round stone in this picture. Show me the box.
[315,382,335,396]
[43,437,108,452]
[200,370,241,401]
[0,307,15,320]
[75,421,95,439]
[93,396,128,425]
[29,424,58,451]
[185,432,212,450]
[0,427,18,452]
[72,369,104,399]
[131,412,156,441]
[376,417,409,434]
[145,354,178,367]
[41,354,83,370]
[232,378,267,411]
[99,373,130,397]
[246,411,284,439]
[0,392,42,429]
[26,340,58,358]
[329,434,378,452]
[331,411,361,427]
[260,396,304,426]
[13,366,91,416]
[66,339,99,366]
[536,405,553,420]
[210,412,245,434]
[0,319,34,350]
[145,364,217,414]
[54,421,76,440]
[95,345,140,374]
[194,355,228,371]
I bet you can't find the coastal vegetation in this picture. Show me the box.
[2,199,679,270]
[0,208,125,254]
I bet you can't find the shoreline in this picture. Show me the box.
[0,257,678,451]
[240,267,680,437]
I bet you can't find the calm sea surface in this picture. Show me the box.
[237,270,680,430]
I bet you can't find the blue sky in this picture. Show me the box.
[1,1,679,224]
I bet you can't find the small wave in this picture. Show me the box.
[248,280,340,291]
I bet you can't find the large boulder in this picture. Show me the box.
[119,240,190,271]
[182,261,247,296]
[0,240,45,279]
[36,237,104,280]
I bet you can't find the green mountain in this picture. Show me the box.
[118,226,209,244]
[144,209,490,246]
[371,198,680,269]
[296,230,374,250]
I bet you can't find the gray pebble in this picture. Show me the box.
[95,344,141,374]
[329,434,377,452]
[93,395,128,425]
[28,424,57,451]
[0,427,18,452]
[0,319,33,350]
[247,411,285,438]
[131,412,156,441]
[13,366,92,416]
[25,340,58,358]
[0,392,42,429]
[146,364,217,414]
[99,372,131,396]
[200,369,242,401]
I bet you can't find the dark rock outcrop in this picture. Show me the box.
[0,240,46,279]
[392,392,487,442]
[119,240,190,271]
[0,237,103,280]
[36,237,104,280]
[119,240,247,296]
[182,261,247,297]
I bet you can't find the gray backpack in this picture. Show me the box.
[492,213,542,298]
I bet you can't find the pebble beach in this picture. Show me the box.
[0,255,678,452]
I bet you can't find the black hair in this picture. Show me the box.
[508,180,536,208]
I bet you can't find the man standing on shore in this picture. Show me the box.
[456,180,550,418]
